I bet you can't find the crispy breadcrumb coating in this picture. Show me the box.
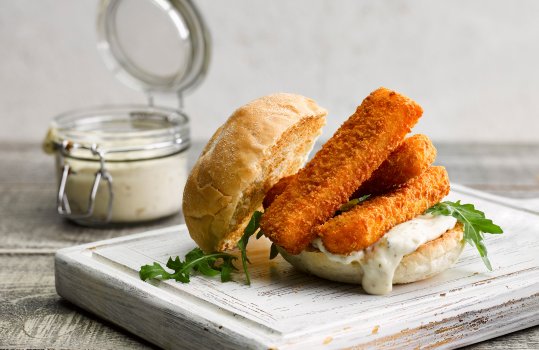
[317,166,450,254]
[262,134,436,209]
[263,175,295,210]
[260,87,423,254]
[352,134,436,197]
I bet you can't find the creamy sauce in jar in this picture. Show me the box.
[46,106,190,225]
[312,214,457,294]
[56,153,187,223]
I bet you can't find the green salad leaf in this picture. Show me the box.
[237,211,264,285]
[139,210,270,286]
[269,243,279,260]
[426,200,503,270]
[139,248,237,283]
[335,194,370,215]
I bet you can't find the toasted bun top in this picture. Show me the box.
[183,93,327,252]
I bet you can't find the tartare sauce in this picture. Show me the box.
[312,214,457,295]
[45,106,190,225]
[59,154,187,222]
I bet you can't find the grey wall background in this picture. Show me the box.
[1,0,538,143]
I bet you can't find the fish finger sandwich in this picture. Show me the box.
[180,88,502,295]
[259,88,467,294]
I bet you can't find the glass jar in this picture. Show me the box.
[43,0,210,225]
[46,106,190,225]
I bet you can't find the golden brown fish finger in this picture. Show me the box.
[262,175,295,210]
[317,166,450,255]
[352,134,436,197]
[263,134,436,208]
[260,87,423,254]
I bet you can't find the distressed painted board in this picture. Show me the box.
[55,184,539,349]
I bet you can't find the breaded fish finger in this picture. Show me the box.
[317,166,450,255]
[352,134,436,197]
[260,88,423,254]
[262,134,436,209]
[263,175,295,210]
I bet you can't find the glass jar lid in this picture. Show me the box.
[96,0,210,97]
[47,106,190,161]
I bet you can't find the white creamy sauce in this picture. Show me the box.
[312,238,364,264]
[313,214,457,295]
[58,152,187,223]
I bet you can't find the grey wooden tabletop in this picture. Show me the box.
[1,141,538,349]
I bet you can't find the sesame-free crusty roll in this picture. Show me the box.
[183,93,327,252]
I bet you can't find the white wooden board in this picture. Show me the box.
[55,184,539,349]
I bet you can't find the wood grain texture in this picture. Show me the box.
[0,254,155,349]
[54,186,539,349]
[1,141,539,349]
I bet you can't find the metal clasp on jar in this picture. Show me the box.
[56,140,114,223]
[54,137,188,224]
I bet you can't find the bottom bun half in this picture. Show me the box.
[278,223,464,285]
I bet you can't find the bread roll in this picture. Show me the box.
[278,223,464,286]
[183,93,327,252]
